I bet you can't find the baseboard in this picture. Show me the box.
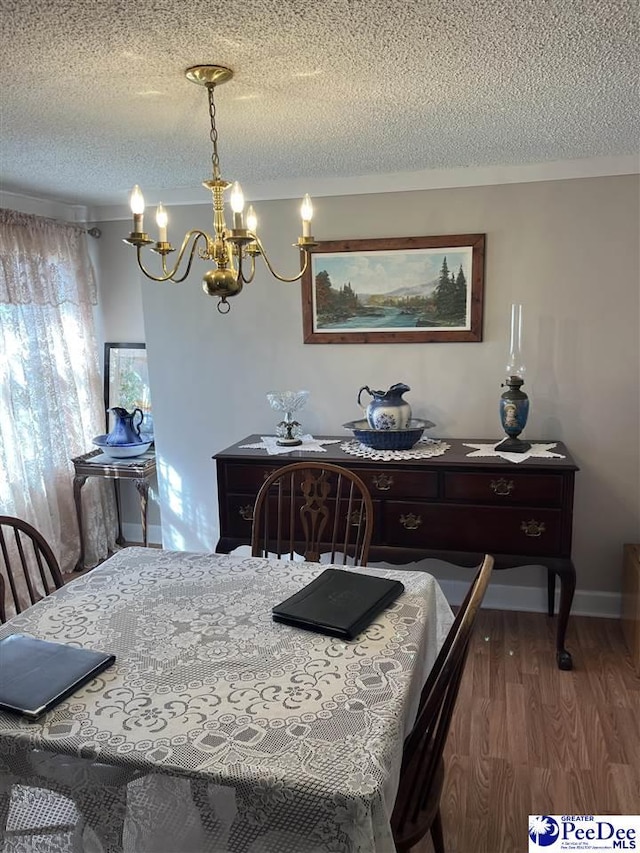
[367,558,623,620]
[436,577,622,619]
[121,522,163,547]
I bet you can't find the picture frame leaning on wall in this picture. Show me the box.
[103,342,151,434]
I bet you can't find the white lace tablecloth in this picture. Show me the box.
[0,549,453,853]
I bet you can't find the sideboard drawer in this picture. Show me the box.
[443,472,564,505]
[383,502,563,556]
[226,495,257,535]
[224,463,281,493]
[224,462,387,496]
[225,493,381,541]
[360,468,438,499]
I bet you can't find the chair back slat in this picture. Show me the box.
[0,527,22,613]
[391,554,494,852]
[286,472,296,559]
[337,479,355,565]
[0,515,64,622]
[251,462,374,567]
[17,533,38,604]
[33,541,53,591]
[299,468,330,561]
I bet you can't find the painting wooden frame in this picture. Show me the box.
[103,342,150,432]
[301,234,485,344]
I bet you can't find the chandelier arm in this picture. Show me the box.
[252,236,311,283]
[135,231,210,283]
[168,230,213,283]
[240,252,256,284]
[233,248,243,284]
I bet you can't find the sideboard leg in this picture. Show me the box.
[547,568,556,617]
[554,561,576,670]
[73,475,88,571]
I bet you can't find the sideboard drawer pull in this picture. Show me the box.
[490,478,514,496]
[348,510,364,527]
[239,504,254,521]
[371,473,394,491]
[521,519,545,537]
[399,513,422,530]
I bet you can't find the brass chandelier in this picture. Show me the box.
[124,65,318,313]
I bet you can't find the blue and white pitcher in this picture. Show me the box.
[106,407,145,445]
[357,383,412,430]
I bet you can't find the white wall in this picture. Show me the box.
[94,174,639,609]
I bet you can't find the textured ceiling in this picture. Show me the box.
[1,0,639,209]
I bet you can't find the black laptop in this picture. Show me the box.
[272,568,405,639]
[0,634,115,720]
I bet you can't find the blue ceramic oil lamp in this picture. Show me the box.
[495,304,531,453]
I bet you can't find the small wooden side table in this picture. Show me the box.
[71,448,157,571]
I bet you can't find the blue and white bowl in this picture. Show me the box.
[342,418,435,451]
[92,435,152,458]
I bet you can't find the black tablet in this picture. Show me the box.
[0,634,115,720]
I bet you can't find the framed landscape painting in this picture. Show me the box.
[301,234,485,344]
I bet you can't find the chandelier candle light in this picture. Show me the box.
[495,303,531,453]
[124,65,318,314]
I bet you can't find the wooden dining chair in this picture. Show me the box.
[0,517,77,843]
[0,515,64,622]
[0,516,142,848]
[250,461,374,566]
[391,554,494,853]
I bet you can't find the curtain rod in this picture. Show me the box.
[1,208,102,238]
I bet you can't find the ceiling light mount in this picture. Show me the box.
[124,64,318,313]
[185,64,234,87]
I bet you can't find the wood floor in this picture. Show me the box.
[411,609,640,853]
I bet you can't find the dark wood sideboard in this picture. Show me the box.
[213,436,579,670]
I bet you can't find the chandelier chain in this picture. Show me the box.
[207,84,221,181]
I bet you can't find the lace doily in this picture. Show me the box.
[239,435,341,456]
[340,437,451,461]
[463,442,565,464]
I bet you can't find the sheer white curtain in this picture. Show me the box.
[0,208,116,573]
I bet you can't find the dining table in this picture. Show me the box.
[0,547,454,853]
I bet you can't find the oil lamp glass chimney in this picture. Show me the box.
[506,303,526,379]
